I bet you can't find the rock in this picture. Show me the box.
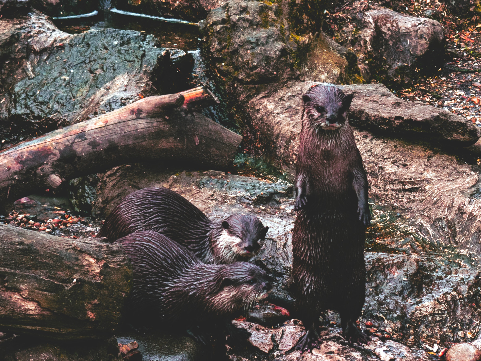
[445,343,481,361]
[202,1,349,104]
[93,166,293,218]
[276,320,305,352]
[231,319,277,353]
[202,1,298,98]
[298,33,353,84]
[356,129,481,255]
[0,12,194,149]
[364,252,481,347]
[9,168,481,358]
[366,339,431,361]
[68,175,99,216]
[338,7,445,85]
[343,83,480,146]
[0,0,31,17]
[116,333,202,361]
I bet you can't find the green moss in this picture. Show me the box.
[233,153,288,182]
[260,9,271,29]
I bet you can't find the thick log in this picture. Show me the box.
[0,87,241,213]
[0,223,131,339]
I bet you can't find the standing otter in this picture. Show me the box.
[118,230,271,331]
[97,187,269,264]
[292,84,371,349]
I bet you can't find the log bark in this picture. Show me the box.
[0,223,131,339]
[0,87,241,213]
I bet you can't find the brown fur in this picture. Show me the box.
[118,230,271,329]
[98,187,269,264]
[292,84,370,348]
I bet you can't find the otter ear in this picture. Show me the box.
[222,221,230,230]
[302,94,311,104]
[260,226,269,239]
[341,93,354,113]
[218,276,235,291]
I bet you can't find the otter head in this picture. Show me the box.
[302,84,353,132]
[216,215,269,263]
[209,262,271,315]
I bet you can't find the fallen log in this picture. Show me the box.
[0,87,241,213]
[0,223,131,339]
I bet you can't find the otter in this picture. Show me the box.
[97,187,269,264]
[117,230,271,331]
[292,84,371,349]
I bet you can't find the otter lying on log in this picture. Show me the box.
[117,230,271,332]
[98,187,269,264]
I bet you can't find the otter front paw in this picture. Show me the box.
[342,321,370,345]
[294,195,308,211]
[357,205,371,227]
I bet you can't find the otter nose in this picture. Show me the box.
[326,113,337,124]
[244,245,255,253]
[263,280,272,291]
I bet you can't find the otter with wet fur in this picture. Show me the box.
[98,187,269,264]
[292,84,371,349]
[118,230,271,330]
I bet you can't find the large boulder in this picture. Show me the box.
[0,11,194,149]
[202,1,299,100]
[343,83,480,146]
[201,1,351,101]
[337,7,445,85]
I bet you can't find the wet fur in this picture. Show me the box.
[292,84,370,347]
[98,187,269,264]
[118,231,271,329]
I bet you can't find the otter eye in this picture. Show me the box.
[248,278,257,285]
[222,278,234,288]
[315,106,325,114]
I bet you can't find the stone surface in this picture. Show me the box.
[445,343,481,361]
[343,83,480,146]
[231,320,277,353]
[202,1,297,93]
[4,168,480,359]
[364,252,481,347]
[91,168,481,351]
[0,12,194,149]
[337,7,445,85]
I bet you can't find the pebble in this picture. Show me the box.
[445,343,481,361]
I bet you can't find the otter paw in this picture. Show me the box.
[294,329,320,351]
[342,322,370,345]
[294,196,308,211]
[358,207,371,227]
